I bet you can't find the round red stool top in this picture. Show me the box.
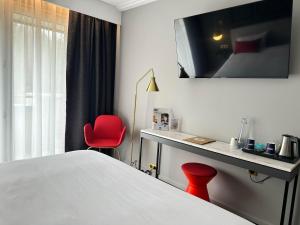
[182,163,217,177]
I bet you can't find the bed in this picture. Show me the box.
[214,44,290,78]
[0,151,254,225]
[214,18,291,78]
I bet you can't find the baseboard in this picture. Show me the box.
[158,175,272,225]
[210,199,273,225]
[158,175,186,190]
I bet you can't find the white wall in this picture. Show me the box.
[115,0,300,224]
[46,0,122,25]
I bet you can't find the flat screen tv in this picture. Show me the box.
[174,0,293,78]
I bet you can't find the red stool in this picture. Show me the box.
[182,163,217,202]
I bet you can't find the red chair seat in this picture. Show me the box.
[182,163,217,201]
[87,139,120,148]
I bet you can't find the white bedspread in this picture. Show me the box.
[0,151,254,225]
[214,44,290,78]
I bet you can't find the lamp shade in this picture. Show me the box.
[212,33,223,41]
[212,20,224,41]
[146,77,159,92]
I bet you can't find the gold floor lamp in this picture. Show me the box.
[130,68,160,167]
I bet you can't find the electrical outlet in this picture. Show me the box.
[149,164,157,170]
[249,170,258,176]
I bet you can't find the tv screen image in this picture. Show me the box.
[174,0,293,78]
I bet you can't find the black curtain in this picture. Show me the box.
[65,11,117,152]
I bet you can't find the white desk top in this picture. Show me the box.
[141,129,300,173]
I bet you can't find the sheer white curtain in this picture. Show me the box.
[0,0,69,162]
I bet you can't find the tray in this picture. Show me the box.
[242,148,299,164]
[184,137,216,145]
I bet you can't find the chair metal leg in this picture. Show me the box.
[88,146,120,160]
[115,149,121,161]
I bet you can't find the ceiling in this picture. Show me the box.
[101,0,158,11]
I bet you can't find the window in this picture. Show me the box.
[0,0,69,161]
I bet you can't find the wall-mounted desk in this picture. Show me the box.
[139,129,300,225]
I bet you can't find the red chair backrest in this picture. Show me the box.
[94,115,124,139]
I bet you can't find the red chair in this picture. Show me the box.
[84,115,126,159]
[182,162,217,202]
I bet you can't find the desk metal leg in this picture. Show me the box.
[158,143,162,176]
[288,175,298,225]
[280,181,290,225]
[155,143,162,179]
[279,174,299,225]
[138,137,143,170]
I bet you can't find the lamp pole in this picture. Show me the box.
[130,68,157,167]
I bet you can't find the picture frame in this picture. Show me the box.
[152,108,170,131]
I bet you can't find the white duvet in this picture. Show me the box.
[0,151,253,225]
[214,44,290,78]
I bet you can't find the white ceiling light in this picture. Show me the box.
[101,0,158,11]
